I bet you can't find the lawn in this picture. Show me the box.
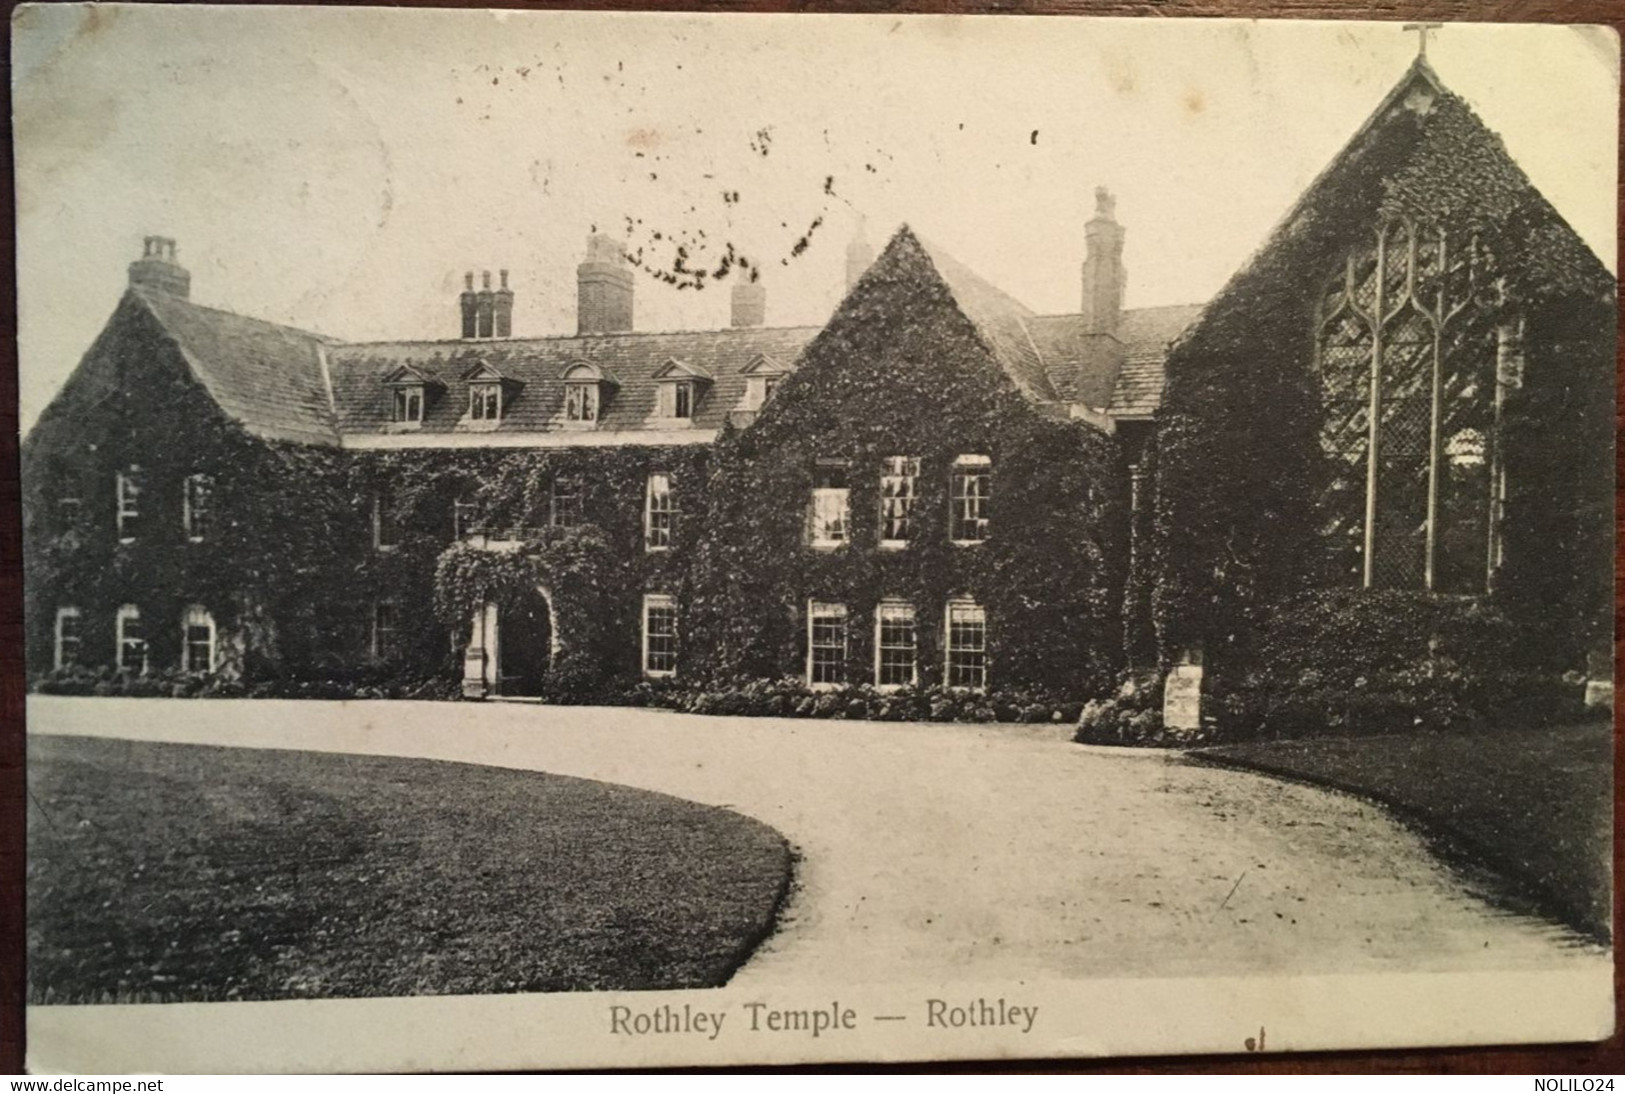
[27,735,794,1003]
[1193,722,1612,944]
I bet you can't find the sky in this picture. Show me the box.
[12,7,1619,430]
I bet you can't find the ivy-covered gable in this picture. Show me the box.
[691,226,1128,693]
[1149,58,1614,676]
[22,292,352,679]
[743,226,1039,447]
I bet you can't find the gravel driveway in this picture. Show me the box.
[28,697,1602,984]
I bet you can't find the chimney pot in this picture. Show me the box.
[1072,186,1127,407]
[577,231,634,334]
[459,270,479,339]
[494,269,514,338]
[730,277,767,328]
[1081,186,1124,336]
[128,235,190,298]
[474,271,495,338]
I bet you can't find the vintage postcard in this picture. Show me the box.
[15,6,1617,1072]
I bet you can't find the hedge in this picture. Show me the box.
[1078,589,1587,746]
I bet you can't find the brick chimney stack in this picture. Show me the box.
[460,272,478,339]
[494,269,514,338]
[730,277,766,328]
[1071,186,1128,409]
[577,232,634,334]
[128,236,190,298]
[476,271,497,338]
[1080,187,1124,336]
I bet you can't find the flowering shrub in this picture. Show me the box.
[32,662,458,701]
[1072,670,1208,746]
[1211,590,1582,741]
[604,675,1082,726]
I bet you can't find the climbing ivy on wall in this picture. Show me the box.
[1494,294,1616,669]
[21,298,357,681]
[434,527,620,698]
[1148,80,1615,695]
[359,444,708,695]
[20,296,709,698]
[687,232,1130,696]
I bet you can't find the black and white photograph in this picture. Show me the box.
[14,6,1617,1072]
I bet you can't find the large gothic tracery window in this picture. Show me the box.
[1316,219,1501,595]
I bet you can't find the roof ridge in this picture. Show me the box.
[902,228,1060,403]
[132,286,827,350]
[1029,303,1207,321]
[1194,59,1459,321]
[130,284,339,343]
[909,228,1038,318]
[129,285,342,446]
[333,322,826,351]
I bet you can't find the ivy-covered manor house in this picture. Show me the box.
[23,58,1614,729]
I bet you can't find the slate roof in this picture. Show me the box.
[325,325,821,441]
[122,231,1198,450]
[912,232,1057,403]
[73,61,1591,454]
[134,287,340,446]
[1026,303,1203,416]
[1110,304,1205,418]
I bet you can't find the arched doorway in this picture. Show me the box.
[465,588,556,700]
[497,589,552,698]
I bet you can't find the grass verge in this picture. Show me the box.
[1192,722,1611,944]
[28,735,793,1003]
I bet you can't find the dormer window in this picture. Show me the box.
[664,381,695,420]
[384,365,439,429]
[460,362,516,428]
[652,359,712,422]
[739,354,792,412]
[560,362,614,427]
[470,382,501,421]
[565,382,599,422]
[393,385,424,424]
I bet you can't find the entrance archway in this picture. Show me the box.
[497,589,552,698]
[465,586,558,700]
